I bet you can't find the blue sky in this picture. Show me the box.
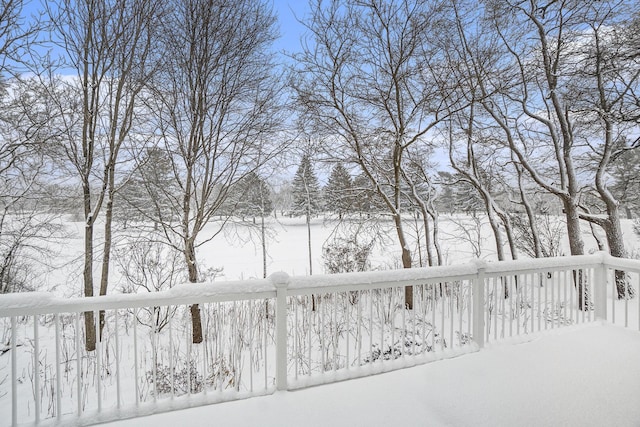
[271,0,311,54]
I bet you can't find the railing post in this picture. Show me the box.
[11,316,17,427]
[472,260,486,349]
[271,272,290,391]
[594,251,608,321]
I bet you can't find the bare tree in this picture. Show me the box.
[115,238,184,332]
[568,1,640,298]
[0,1,66,296]
[446,104,518,263]
[0,0,41,80]
[149,0,283,343]
[293,0,461,308]
[402,151,443,266]
[443,0,640,303]
[47,0,163,350]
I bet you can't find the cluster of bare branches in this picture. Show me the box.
[292,0,640,306]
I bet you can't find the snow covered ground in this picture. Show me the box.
[106,322,640,427]
[40,214,640,296]
[3,215,639,426]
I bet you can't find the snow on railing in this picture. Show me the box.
[1,252,639,427]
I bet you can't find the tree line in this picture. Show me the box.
[0,0,638,349]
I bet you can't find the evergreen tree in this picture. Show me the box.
[291,155,321,218]
[291,154,321,275]
[118,147,178,229]
[438,171,483,215]
[352,173,385,215]
[235,172,273,221]
[324,163,353,218]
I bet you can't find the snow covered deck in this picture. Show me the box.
[107,322,640,427]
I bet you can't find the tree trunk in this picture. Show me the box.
[261,214,267,279]
[564,201,589,309]
[416,201,435,267]
[414,213,423,267]
[83,186,96,351]
[429,208,443,266]
[603,211,635,299]
[306,212,312,275]
[185,238,203,344]
[393,213,413,309]
[486,207,505,261]
[517,168,542,258]
[98,173,116,341]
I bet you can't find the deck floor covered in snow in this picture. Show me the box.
[106,322,640,427]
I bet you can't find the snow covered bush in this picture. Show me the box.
[149,361,204,396]
[115,240,185,332]
[322,236,373,274]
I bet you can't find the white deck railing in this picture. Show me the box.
[1,252,639,426]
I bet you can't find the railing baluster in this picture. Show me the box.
[11,316,17,427]
[217,302,222,392]
[357,290,362,366]
[34,316,40,424]
[501,278,506,339]
[491,276,500,341]
[321,294,326,372]
[449,284,454,347]
[250,300,255,391]
[294,297,298,378]
[333,293,338,371]
[592,268,596,322]
[134,308,139,406]
[567,270,573,325]
[169,310,174,398]
[544,274,549,330]
[115,310,121,409]
[516,275,521,336]
[431,284,436,350]
[346,292,351,368]
[55,314,62,421]
[152,317,158,403]
[421,285,427,353]
[625,271,629,328]
[402,288,407,358]
[391,288,395,360]
[264,301,268,389]
[380,290,384,361]
[75,313,82,415]
[579,269,583,323]
[551,272,556,329]
[95,309,102,413]
[612,268,616,324]
[538,273,542,332]
[637,272,640,331]
[529,274,534,334]
[466,280,472,344]
[203,304,208,395]
[509,277,514,338]
[458,283,463,347]
[563,271,567,327]
[441,284,446,351]
[308,296,312,376]
[412,289,416,355]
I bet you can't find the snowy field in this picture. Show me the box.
[106,322,640,427]
[36,214,640,295]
